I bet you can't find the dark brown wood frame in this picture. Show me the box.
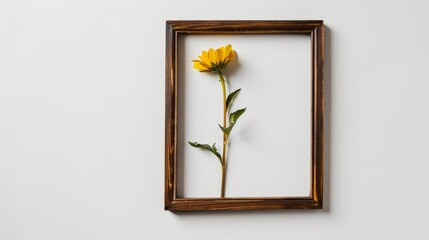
[165,20,324,211]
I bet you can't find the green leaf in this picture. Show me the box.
[226,89,241,112]
[218,108,246,136]
[229,108,246,125]
[218,124,233,136]
[188,141,222,163]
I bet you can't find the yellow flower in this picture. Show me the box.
[192,44,235,72]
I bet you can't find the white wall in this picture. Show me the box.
[1,0,428,239]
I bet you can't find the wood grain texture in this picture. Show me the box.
[164,23,175,210]
[167,20,322,34]
[165,20,324,211]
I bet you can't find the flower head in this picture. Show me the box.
[192,44,235,72]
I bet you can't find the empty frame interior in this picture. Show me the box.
[177,34,312,198]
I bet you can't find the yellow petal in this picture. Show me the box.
[192,59,211,68]
[227,49,235,59]
[208,48,216,64]
[193,62,209,71]
[199,51,211,66]
[223,44,232,59]
[219,46,225,60]
[216,49,223,64]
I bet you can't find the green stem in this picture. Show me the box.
[218,70,227,198]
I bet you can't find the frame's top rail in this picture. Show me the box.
[167,20,323,33]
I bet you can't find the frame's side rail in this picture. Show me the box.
[311,23,324,206]
[165,22,177,209]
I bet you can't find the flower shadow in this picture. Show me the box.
[222,52,240,81]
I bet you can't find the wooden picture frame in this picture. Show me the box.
[165,20,324,211]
